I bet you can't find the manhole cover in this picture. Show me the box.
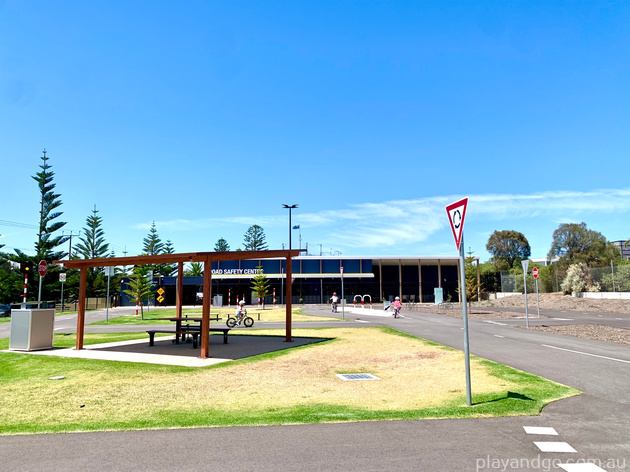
[336,373,380,381]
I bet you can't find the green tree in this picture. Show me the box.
[73,206,110,297]
[486,230,531,269]
[251,264,271,308]
[464,250,480,301]
[243,225,268,251]
[548,222,620,267]
[123,266,153,319]
[74,206,110,260]
[184,262,203,276]
[33,149,68,262]
[143,222,164,256]
[155,239,176,277]
[215,237,230,252]
[142,222,164,276]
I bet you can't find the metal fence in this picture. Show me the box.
[588,264,630,292]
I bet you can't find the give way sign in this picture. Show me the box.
[445,197,469,251]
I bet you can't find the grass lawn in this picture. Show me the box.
[90,306,338,325]
[0,327,580,435]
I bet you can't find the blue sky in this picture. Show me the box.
[1,1,629,262]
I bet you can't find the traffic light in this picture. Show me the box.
[20,261,34,275]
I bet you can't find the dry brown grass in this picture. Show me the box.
[1,328,521,429]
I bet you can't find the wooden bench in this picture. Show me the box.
[147,330,199,348]
[183,326,231,344]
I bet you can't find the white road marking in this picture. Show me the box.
[616,318,623,320]
[493,335,505,338]
[534,441,577,453]
[523,426,558,435]
[355,320,370,323]
[551,318,574,321]
[483,320,507,326]
[543,345,630,364]
[558,463,608,471]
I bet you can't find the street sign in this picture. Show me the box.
[38,260,48,277]
[157,295,165,303]
[445,197,469,251]
[521,259,529,272]
[532,267,539,279]
[59,273,66,282]
[157,288,165,295]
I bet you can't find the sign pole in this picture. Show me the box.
[535,277,540,318]
[106,273,111,323]
[446,197,471,407]
[59,272,66,313]
[459,235,472,407]
[521,259,529,328]
[341,266,345,320]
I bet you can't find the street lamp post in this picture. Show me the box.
[282,204,298,250]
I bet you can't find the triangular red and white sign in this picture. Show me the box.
[445,197,469,251]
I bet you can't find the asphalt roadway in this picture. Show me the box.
[1,305,628,472]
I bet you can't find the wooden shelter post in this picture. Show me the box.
[285,256,292,342]
[75,267,88,350]
[176,261,184,318]
[200,258,212,358]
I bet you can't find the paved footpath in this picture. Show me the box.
[0,305,628,471]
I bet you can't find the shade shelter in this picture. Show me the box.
[55,249,304,358]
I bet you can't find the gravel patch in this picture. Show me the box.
[521,324,630,346]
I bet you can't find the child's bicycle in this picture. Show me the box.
[226,313,254,328]
[393,307,401,318]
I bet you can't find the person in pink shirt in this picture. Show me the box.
[392,296,402,318]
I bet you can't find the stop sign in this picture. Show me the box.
[532,267,538,279]
[38,260,48,277]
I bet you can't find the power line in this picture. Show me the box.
[0,219,37,229]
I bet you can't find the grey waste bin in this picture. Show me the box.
[9,309,55,351]
[213,295,223,307]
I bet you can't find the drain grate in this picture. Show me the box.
[336,373,380,381]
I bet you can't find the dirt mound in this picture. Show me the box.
[475,292,630,315]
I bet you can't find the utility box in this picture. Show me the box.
[434,288,444,305]
[9,309,55,351]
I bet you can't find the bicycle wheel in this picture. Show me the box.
[243,316,254,328]
[226,317,237,328]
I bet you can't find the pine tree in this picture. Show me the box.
[123,266,153,319]
[155,239,176,277]
[73,205,110,296]
[251,264,271,308]
[215,237,230,252]
[142,222,164,276]
[74,206,110,260]
[33,149,68,262]
[243,225,268,251]
[142,222,164,256]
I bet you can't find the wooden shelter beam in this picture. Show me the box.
[176,261,183,318]
[75,267,87,350]
[200,258,212,358]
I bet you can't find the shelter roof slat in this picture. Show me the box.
[54,249,304,269]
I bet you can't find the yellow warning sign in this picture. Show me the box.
[157,295,165,303]
[157,288,165,295]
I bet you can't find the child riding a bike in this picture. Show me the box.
[392,296,402,318]
[227,300,254,328]
[235,300,247,321]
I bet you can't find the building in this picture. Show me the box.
[612,240,630,260]
[133,255,477,307]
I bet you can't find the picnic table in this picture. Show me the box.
[147,315,230,348]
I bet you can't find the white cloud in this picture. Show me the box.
[133,188,630,252]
